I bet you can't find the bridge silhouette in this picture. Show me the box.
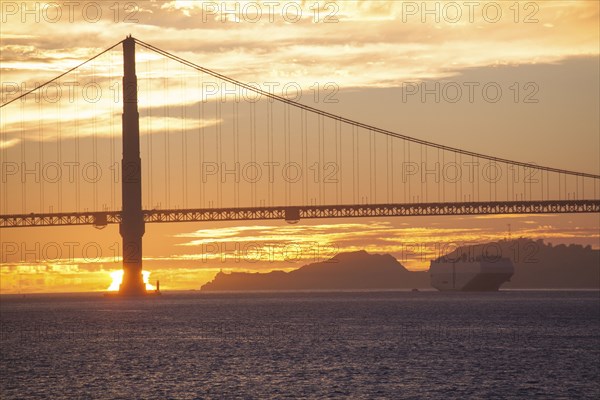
[1,36,599,295]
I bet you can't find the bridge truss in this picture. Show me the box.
[2,200,598,228]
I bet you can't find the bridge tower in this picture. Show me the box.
[119,35,146,295]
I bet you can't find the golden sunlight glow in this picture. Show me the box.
[107,270,123,291]
[107,270,156,291]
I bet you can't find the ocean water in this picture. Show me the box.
[1,290,599,399]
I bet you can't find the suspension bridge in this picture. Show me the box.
[1,36,599,295]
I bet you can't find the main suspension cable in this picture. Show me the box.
[133,38,599,180]
[0,40,124,108]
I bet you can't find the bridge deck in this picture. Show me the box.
[1,200,598,228]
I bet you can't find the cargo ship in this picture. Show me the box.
[429,256,514,291]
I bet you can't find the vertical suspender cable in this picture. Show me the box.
[352,125,358,205]
[420,144,424,202]
[318,114,323,205]
[338,118,343,205]
[92,62,98,212]
[441,149,445,203]
[57,83,62,212]
[39,86,44,212]
[234,100,240,207]
[164,58,170,209]
[335,117,340,205]
[216,94,222,208]
[250,101,256,207]
[471,155,475,203]
[284,103,289,206]
[372,129,376,203]
[110,49,115,211]
[75,82,80,212]
[302,109,307,206]
[454,151,457,202]
[437,148,440,203]
[20,99,25,213]
[558,172,561,201]
[200,73,205,208]
[182,63,187,209]
[505,162,509,202]
[541,168,544,201]
[267,100,273,206]
[386,129,390,203]
[460,152,464,202]
[1,98,4,212]
[369,129,373,204]
[146,49,153,209]
[407,141,411,203]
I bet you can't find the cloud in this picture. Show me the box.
[473,214,558,220]
[0,138,20,149]
[1,1,598,91]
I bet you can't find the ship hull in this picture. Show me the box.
[429,258,514,291]
[459,272,513,291]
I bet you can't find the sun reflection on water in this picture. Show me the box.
[107,270,155,291]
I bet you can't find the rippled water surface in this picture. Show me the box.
[1,291,599,399]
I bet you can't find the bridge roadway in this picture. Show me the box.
[1,200,599,228]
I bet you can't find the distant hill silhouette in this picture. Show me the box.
[443,238,599,289]
[201,250,429,291]
[200,239,599,291]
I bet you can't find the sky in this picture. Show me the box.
[1,0,599,293]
